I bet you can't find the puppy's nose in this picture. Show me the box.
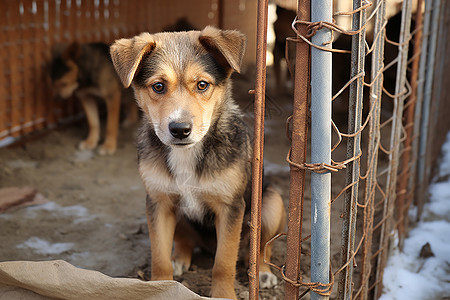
[169,122,192,139]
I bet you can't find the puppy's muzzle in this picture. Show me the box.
[169,121,192,140]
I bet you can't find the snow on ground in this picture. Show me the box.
[380,131,450,300]
[17,237,74,255]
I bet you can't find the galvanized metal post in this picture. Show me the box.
[338,0,366,298]
[248,0,269,299]
[310,0,332,298]
[417,0,441,219]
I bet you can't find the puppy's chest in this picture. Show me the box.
[168,154,205,220]
[144,148,211,221]
[141,147,241,221]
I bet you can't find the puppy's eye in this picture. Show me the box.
[197,81,209,91]
[152,82,165,94]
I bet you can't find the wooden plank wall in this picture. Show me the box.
[0,0,257,146]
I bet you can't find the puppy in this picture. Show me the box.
[50,42,138,155]
[110,27,286,299]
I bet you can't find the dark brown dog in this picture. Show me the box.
[50,42,138,155]
[272,5,297,89]
[110,27,286,299]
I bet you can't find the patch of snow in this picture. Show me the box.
[25,201,94,224]
[17,237,73,255]
[6,159,38,169]
[380,131,450,299]
[73,149,94,162]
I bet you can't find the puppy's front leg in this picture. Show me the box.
[78,96,100,151]
[146,194,176,280]
[99,91,121,155]
[211,200,245,300]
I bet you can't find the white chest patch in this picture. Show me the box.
[167,145,205,221]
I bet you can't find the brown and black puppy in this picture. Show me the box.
[50,42,138,155]
[110,27,286,299]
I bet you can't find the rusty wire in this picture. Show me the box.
[264,233,334,296]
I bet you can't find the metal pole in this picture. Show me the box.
[375,0,413,297]
[417,0,441,220]
[397,0,424,248]
[410,0,431,216]
[248,0,269,299]
[360,1,385,297]
[338,0,366,297]
[284,0,310,298]
[310,0,332,298]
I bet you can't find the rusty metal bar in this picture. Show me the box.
[338,0,367,298]
[396,0,424,248]
[410,0,431,218]
[375,0,414,297]
[248,0,269,299]
[416,0,442,220]
[284,0,310,299]
[310,0,332,298]
[360,0,385,298]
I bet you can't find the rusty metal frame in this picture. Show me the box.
[416,0,442,219]
[396,0,425,248]
[284,0,310,299]
[248,0,269,299]
[358,0,385,298]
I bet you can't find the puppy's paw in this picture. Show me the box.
[97,143,116,155]
[259,271,278,289]
[172,259,189,276]
[79,139,97,151]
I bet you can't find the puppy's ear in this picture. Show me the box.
[110,33,156,88]
[62,42,80,60]
[199,26,247,73]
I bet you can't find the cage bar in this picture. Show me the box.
[416,0,442,219]
[359,0,385,298]
[284,0,310,299]
[248,0,268,299]
[396,0,425,247]
[410,0,432,219]
[375,0,413,297]
[310,0,332,298]
[338,0,367,297]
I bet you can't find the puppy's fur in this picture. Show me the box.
[110,27,286,299]
[50,42,138,155]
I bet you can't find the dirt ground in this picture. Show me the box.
[0,67,351,299]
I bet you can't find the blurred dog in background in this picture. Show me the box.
[50,42,137,155]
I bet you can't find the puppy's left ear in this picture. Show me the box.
[110,33,156,88]
[62,42,80,60]
[199,26,247,73]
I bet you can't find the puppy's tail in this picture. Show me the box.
[260,185,286,247]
